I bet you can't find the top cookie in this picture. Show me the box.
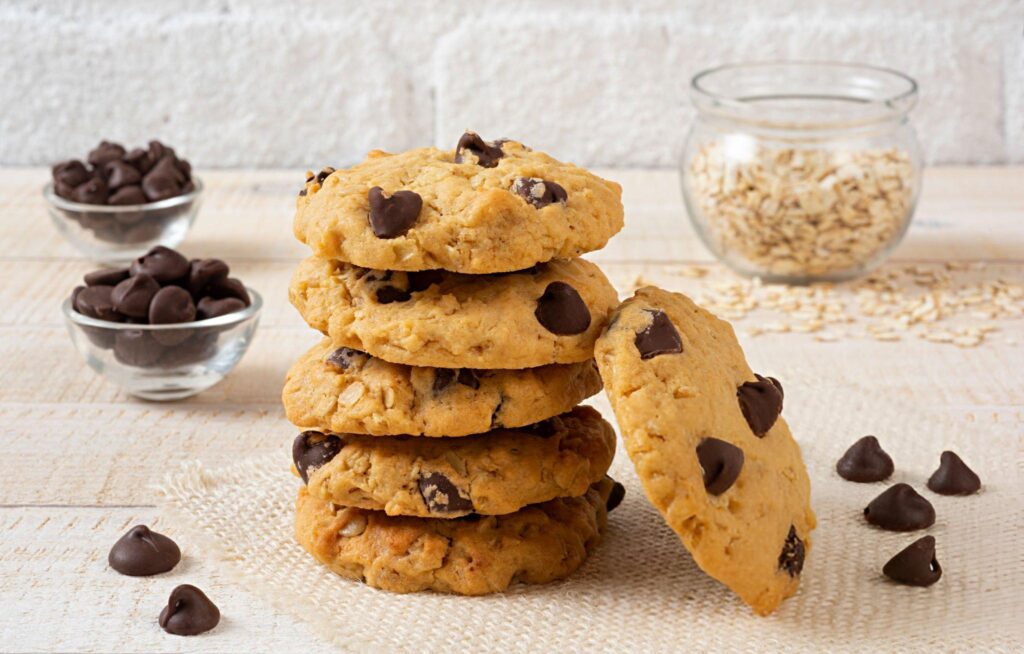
[293,132,624,273]
[595,287,816,616]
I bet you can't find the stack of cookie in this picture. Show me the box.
[283,132,625,594]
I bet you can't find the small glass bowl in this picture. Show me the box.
[44,179,203,264]
[681,62,923,284]
[62,288,262,401]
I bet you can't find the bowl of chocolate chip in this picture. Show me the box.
[63,246,261,400]
[44,140,202,263]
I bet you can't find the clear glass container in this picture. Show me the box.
[44,178,203,264]
[681,62,922,283]
[62,288,261,401]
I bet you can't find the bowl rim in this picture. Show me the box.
[63,286,263,331]
[43,176,204,213]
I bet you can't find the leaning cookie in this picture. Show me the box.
[289,256,618,369]
[595,287,816,616]
[294,133,623,274]
[292,406,616,517]
[284,340,602,437]
[294,477,617,595]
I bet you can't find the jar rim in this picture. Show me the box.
[691,61,918,130]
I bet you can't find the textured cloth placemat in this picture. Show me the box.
[156,377,1022,652]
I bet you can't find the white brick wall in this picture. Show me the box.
[1,0,1021,168]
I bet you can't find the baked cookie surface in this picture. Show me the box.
[289,256,618,369]
[293,134,624,273]
[294,477,616,595]
[284,339,602,437]
[595,286,816,615]
[293,406,616,517]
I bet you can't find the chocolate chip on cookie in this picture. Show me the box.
[535,282,591,335]
[315,167,335,185]
[324,347,368,371]
[883,536,942,587]
[454,131,504,167]
[159,584,220,636]
[926,451,981,496]
[696,438,744,495]
[367,186,422,239]
[511,177,568,208]
[432,368,456,393]
[737,374,784,437]
[836,435,894,483]
[374,285,412,304]
[864,483,935,531]
[457,369,481,390]
[293,431,344,484]
[634,309,683,359]
[418,472,474,513]
[778,526,806,577]
[108,525,181,577]
[406,269,445,293]
[606,479,626,512]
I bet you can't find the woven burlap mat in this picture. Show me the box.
[156,375,1022,652]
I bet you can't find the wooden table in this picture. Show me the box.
[1,167,1021,653]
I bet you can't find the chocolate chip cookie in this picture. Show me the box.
[289,256,618,369]
[292,406,616,517]
[293,133,623,274]
[595,286,816,615]
[283,339,602,437]
[294,476,616,595]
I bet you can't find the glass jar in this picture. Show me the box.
[681,62,922,283]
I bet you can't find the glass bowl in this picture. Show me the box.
[44,178,203,264]
[680,62,923,284]
[62,288,261,401]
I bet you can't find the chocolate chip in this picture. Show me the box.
[927,451,981,496]
[432,368,455,393]
[149,286,196,324]
[417,472,473,513]
[292,431,343,483]
[696,437,744,495]
[108,525,181,576]
[52,160,91,188]
[737,374,784,437]
[367,186,422,239]
[511,177,567,208]
[634,309,683,359]
[71,177,109,204]
[113,329,163,367]
[108,185,147,205]
[534,282,591,335]
[454,131,504,167]
[406,270,445,293]
[124,147,154,174]
[864,483,936,531]
[315,167,335,184]
[883,536,942,587]
[74,285,125,322]
[606,479,626,512]
[87,140,126,167]
[196,296,246,320]
[148,139,174,162]
[778,526,806,577]
[142,156,185,202]
[84,267,129,287]
[325,347,368,371]
[104,160,142,190]
[457,369,480,389]
[375,285,411,304]
[111,274,160,318]
[206,276,251,306]
[521,418,557,438]
[187,258,230,297]
[130,246,191,283]
[836,435,894,483]
[159,584,220,636]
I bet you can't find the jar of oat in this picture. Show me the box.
[681,62,922,283]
